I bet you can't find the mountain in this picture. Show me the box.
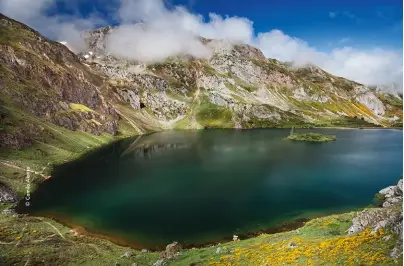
[77,25,404,131]
[0,13,402,151]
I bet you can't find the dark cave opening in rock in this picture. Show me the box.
[140,102,146,109]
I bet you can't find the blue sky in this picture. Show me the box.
[182,0,403,51]
[49,0,403,51]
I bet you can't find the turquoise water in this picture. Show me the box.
[20,129,403,249]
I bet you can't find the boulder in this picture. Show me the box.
[120,251,135,258]
[160,242,181,259]
[379,186,397,198]
[152,259,165,266]
[383,197,402,208]
[216,247,222,254]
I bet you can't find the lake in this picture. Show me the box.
[19,129,403,249]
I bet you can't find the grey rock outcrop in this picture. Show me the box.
[378,179,403,208]
[0,182,18,203]
[348,179,403,258]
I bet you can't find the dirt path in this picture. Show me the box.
[36,218,65,239]
[0,160,49,179]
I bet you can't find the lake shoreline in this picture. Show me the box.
[8,127,402,253]
[22,211,315,251]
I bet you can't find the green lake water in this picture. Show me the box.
[20,129,403,249]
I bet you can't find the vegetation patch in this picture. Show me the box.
[207,228,392,266]
[286,133,337,142]
[203,64,218,76]
[251,58,291,76]
[165,90,190,103]
[234,78,258,92]
[174,116,193,130]
[69,103,94,113]
[377,93,403,108]
[328,117,382,128]
[195,98,234,128]
[373,193,386,207]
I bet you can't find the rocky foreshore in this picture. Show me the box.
[349,179,403,258]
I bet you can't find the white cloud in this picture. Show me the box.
[0,0,402,91]
[255,30,402,90]
[104,0,253,62]
[105,23,212,62]
[256,30,327,67]
[0,0,106,52]
[329,12,337,18]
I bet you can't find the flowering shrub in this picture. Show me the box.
[209,228,392,266]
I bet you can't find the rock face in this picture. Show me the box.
[378,179,403,208]
[348,179,403,258]
[0,13,402,150]
[0,182,18,203]
[0,14,119,148]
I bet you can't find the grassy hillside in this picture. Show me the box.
[1,205,401,265]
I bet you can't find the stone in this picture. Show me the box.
[160,242,181,259]
[120,251,134,258]
[141,249,148,253]
[233,235,238,241]
[379,186,397,198]
[152,259,165,266]
[216,247,222,254]
[383,235,391,241]
[382,196,402,208]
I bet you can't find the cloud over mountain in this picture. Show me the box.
[0,0,402,91]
